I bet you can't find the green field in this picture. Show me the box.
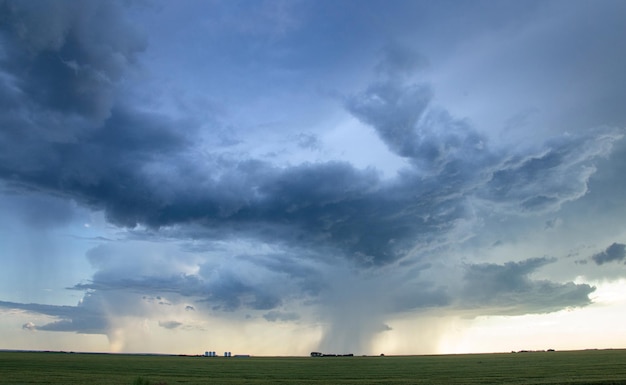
[1,349,626,385]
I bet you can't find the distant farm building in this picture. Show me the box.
[310,351,353,357]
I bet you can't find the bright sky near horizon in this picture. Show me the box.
[1,0,626,356]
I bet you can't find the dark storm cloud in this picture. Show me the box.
[580,140,626,212]
[347,57,489,176]
[0,0,623,336]
[461,258,595,315]
[74,245,314,313]
[2,289,191,336]
[0,106,192,230]
[0,0,146,121]
[197,271,283,311]
[592,243,626,265]
[244,162,464,264]
[1,0,622,272]
[2,19,462,265]
[479,131,621,213]
[237,253,324,297]
[347,73,623,218]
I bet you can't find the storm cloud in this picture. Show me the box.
[461,258,595,315]
[0,297,108,335]
[1,0,625,355]
[0,0,621,266]
[592,243,626,265]
[0,0,145,121]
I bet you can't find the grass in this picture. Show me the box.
[1,349,626,384]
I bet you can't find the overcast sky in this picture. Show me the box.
[1,0,626,356]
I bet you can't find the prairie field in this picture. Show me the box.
[1,349,626,385]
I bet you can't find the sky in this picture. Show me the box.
[1,0,626,356]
